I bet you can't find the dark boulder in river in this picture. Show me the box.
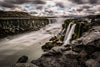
[17,55,28,63]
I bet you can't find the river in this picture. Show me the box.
[0,18,66,67]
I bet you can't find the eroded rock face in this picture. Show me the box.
[31,26,100,67]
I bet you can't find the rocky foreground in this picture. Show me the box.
[14,25,100,67]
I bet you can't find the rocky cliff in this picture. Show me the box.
[0,11,53,38]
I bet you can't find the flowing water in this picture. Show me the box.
[64,22,73,41]
[63,23,76,45]
[0,18,66,67]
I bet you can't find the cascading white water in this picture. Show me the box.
[64,22,73,41]
[63,23,76,45]
[48,18,51,24]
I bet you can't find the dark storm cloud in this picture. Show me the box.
[0,1,16,8]
[43,8,55,15]
[82,6,92,9]
[33,0,45,4]
[89,0,100,4]
[76,8,92,12]
[69,0,100,4]
[0,0,45,8]
[56,2,65,8]
[69,0,83,4]
[76,9,83,12]
[77,5,92,11]
[36,5,43,9]
[30,11,38,14]
[45,10,53,14]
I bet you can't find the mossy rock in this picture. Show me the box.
[42,36,63,51]
[49,36,57,41]
[60,36,64,41]
[42,42,54,51]
[49,36,61,41]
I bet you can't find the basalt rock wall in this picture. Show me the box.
[0,19,49,38]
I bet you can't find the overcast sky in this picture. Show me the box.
[0,0,100,16]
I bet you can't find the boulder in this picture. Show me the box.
[17,55,28,63]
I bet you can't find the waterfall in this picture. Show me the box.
[48,18,51,24]
[63,23,76,45]
[64,22,73,41]
[46,18,66,36]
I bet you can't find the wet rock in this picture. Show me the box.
[17,55,28,63]
[42,42,54,51]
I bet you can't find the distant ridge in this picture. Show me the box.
[0,10,31,17]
